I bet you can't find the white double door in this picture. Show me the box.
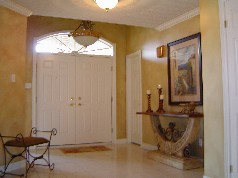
[36,53,112,145]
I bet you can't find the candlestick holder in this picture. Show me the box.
[157,99,165,113]
[157,88,165,113]
[146,94,153,113]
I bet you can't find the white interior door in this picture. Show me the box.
[225,0,238,177]
[75,55,112,144]
[36,53,76,145]
[36,53,112,145]
[126,51,142,145]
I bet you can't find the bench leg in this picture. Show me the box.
[0,147,26,177]
[26,142,55,172]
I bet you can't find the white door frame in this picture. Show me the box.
[126,50,142,144]
[219,0,231,177]
[32,31,117,143]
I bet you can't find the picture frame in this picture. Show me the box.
[167,33,202,105]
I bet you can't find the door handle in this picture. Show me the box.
[78,103,82,106]
[70,97,74,101]
[70,103,75,106]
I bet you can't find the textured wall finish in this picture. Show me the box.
[0,6,27,165]
[200,0,224,177]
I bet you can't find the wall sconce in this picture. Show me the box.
[157,45,166,58]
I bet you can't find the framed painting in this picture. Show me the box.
[167,33,202,105]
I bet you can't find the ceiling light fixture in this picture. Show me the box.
[68,20,101,47]
[94,0,118,12]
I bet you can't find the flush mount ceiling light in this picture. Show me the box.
[94,0,118,12]
[68,20,101,47]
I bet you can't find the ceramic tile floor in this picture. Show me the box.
[5,144,204,178]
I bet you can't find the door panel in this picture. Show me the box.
[226,0,238,177]
[126,51,142,145]
[75,55,112,144]
[37,54,76,145]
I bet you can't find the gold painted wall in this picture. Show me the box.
[126,16,204,157]
[200,0,224,177]
[25,16,127,138]
[0,6,27,164]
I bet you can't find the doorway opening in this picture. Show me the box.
[32,31,117,144]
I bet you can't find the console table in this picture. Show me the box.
[137,111,203,170]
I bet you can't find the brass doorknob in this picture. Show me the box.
[78,103,81,106]
[78,97,81,100]
[70,97,74,101]
[70,103,75,106]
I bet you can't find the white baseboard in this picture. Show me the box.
[115,138,127,144]
[203,176,211,178]
[141,143,158,150]
[0,160,25,172]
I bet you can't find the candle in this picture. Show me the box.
[160,95,164,100]
[158,84,162,89]
[146,90,151,94]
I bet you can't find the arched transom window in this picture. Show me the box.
[35,32,113,56]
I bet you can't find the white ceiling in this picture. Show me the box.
[13,0,199,28]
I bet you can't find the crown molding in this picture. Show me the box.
[0,0,32,16]
[155,8,199,32]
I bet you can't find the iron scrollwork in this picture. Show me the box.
[183,144,192,158]
[0,128,57,177]
[158,122,185,142]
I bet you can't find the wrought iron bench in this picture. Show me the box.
[0,127,57,177]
